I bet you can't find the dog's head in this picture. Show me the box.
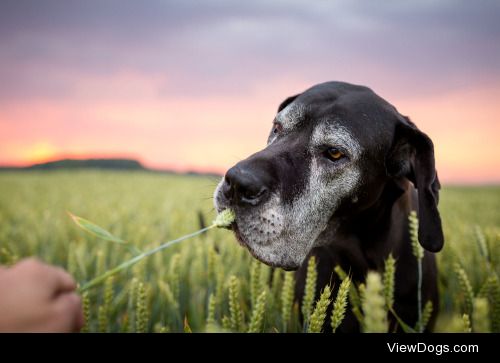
[214,81,443,270]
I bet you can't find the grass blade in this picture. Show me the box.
[68,212,125,243]
[78,225,214,291]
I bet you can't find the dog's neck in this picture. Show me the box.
[315,178,414,269]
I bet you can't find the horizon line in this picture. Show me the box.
[0,155,499,186]
[0,154,225,176]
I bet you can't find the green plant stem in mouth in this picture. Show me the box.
[77,208,236,292]
[78,225,215,292]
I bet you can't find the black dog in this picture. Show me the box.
[214,81,443,332]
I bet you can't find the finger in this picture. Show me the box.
[39,265,77,295]
[52,267,77,293]
[13,257,41,270]
[52,292,83,332]
[14,258,75,290]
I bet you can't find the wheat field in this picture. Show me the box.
[0,170,498,332]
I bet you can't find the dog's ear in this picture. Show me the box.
[386,117,444,252]
[277,94,300,113]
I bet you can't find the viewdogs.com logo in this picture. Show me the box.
[387,343,479,355]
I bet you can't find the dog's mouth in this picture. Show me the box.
[230,221,247,248]
[215,181,300,271]
[228,218,298,271]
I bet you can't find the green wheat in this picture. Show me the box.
[462,314,472,333]
[250,259,263,308]
[248,291,267,333]
[136,282,149,333]
[81,292,90,333]
[409,211,423,331]
[308,285,332,333]
[362,272,388,333]
[331,277,351,332]
[416,300,433,332]
[454,263,474,315]
[472,297,490,333]
[281,272,295,332]
[301,256,317,328]
[228,275,244,332]
[383,254,396,309]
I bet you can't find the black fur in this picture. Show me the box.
[222,81,443,332]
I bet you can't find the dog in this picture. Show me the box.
[214,81,444,332]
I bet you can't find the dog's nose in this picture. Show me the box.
[223,165,270,206]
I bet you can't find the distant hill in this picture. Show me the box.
[24,158,145,170]
[0,158,221,177]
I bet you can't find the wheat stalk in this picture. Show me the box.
[474,226,490,262]
[362,272,388,333]
[409,211,423,330]
[281,272,295,332]
[81,292,90,333]
[228,275,244,332]
[75,209,235,292]
[462,314,472,333]
[222,315,231,330]
[334,265,364,323]
[489,276,500,332]
[415,300,433,332]
[301,256,317,328]
[206,293,216,327]
[248,291,267,333]
[454,263,474,315]
[308,286,332,333]
[331,277,351,332]
[127,278,138,332]
[472,297,490,333]
[136,282,149,333]
[250,259,263,308]
[169,253,181,303]
[98,276,114,332]
[271,268,283,301]
[207,246,217,284]
[383,254,396,309]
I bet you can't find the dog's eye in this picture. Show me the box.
[272,122,283,134]
[325,147,345,161]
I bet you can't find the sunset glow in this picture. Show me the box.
[0,1,499,183]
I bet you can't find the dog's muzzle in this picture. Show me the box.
[221,158,274,208]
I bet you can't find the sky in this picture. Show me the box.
[0,0,499,183]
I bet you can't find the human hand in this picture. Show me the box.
[0,258,84,332]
